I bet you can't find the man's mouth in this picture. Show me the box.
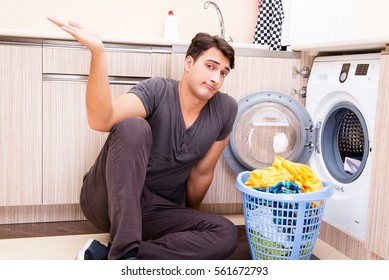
[204,83,216,91]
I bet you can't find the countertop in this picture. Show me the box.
[4,28,388,56]
[0,28,269,51]
[1,28,306,59]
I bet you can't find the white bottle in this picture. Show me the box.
[164,10,179,40]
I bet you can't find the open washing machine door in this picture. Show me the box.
[316,101,370,184]
[309,99,372,240]
[223,90,314,173]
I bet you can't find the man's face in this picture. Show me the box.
[185,47,231,101]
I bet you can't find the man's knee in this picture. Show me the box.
[111,117,152,147]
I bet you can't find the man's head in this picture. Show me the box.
[186,33,235,70]
[181,33,235,103]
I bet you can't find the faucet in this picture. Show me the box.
[203,1,226,40]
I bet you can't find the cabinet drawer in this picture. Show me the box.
[43,45,153,77]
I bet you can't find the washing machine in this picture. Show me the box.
[305,53,380,241]
[223,53,380,241]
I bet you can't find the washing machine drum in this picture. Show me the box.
[223,91,314,173]
[321,102,369,183]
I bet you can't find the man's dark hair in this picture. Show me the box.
[186,32,235,70]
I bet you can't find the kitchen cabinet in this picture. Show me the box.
[0,43,42,206]
[0,39,169,212]
[366,48,389,259]
[41,41,169,204]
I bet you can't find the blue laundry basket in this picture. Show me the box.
[236,171,334,260]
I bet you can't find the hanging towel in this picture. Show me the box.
[253,0,285,51]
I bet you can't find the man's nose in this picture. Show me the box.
[210,72,220,83]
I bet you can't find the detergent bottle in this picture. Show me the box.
[164,10,179,40]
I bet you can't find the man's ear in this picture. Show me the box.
[184,55,194,71]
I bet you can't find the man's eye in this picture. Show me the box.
[207,64,214,69]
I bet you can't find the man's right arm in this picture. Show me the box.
[47,17,146,132]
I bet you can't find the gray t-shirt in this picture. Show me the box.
[130,77,238,204]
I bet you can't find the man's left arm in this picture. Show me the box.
[185,136,230,209]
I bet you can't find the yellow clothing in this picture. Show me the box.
[245,157,323,193]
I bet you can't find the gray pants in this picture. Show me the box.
[80,117,238,259]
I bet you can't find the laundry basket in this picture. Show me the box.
[236,171,334,260]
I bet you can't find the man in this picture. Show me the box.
[48,17,238,260]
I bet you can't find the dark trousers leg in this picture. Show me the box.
[80,117,152,260]
[139,187,238,260]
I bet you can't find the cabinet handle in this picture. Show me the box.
[43,74,148,85]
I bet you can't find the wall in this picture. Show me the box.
[3,0,387,48]
[288,0,361,45]
[360,0,389,39]
[0,0,259,43]
[288,0,389,46]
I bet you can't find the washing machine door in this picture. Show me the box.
[223,91,314,173]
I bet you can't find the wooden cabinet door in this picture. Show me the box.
[42,81,132,204]
[152,52,171,77]
[366,52,389,259]
[0,44,42,206]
